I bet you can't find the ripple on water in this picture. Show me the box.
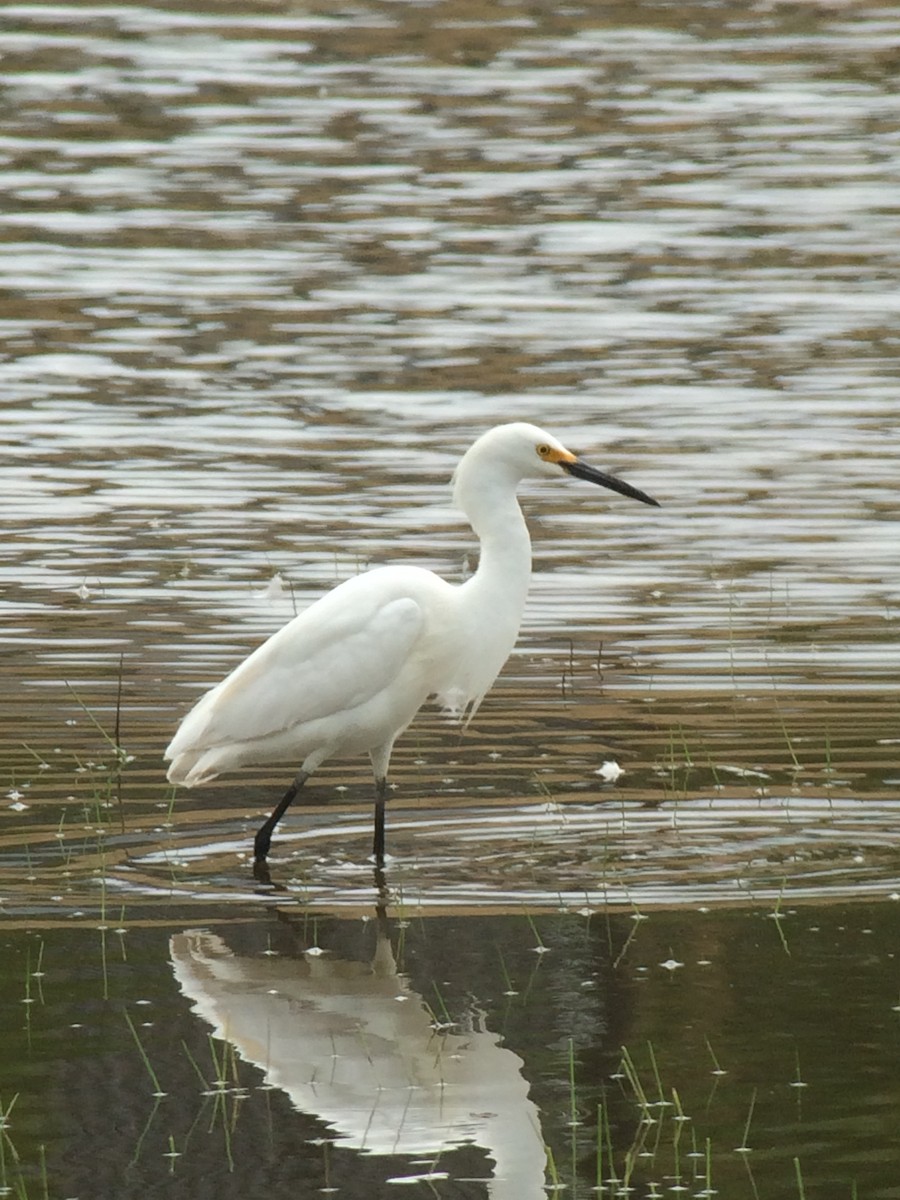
[1,0,899,919]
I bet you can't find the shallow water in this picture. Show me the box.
[1,0,899,1196]
[2,902,899,1200]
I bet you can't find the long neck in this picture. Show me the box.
[455,465,533,630]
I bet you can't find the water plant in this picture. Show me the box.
[736,1086,757,1153]
[769,883,792,955]
[65,655,131,832]
[123,1009,167,1098]
[0,1094,48,1200]
[794,1155,806,1199]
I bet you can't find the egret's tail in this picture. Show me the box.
[165,750,219,788]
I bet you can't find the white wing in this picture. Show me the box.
[166,570,426,780]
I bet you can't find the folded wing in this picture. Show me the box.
[166,575,426,784]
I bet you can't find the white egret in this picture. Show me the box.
[165,422,659,863]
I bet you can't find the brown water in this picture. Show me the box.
[1,1,899,1197]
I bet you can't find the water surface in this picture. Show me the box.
[1,0,899,1196]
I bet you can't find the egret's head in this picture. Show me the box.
[454,423,571,479]
[458,422,660,507]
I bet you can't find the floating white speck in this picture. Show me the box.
[660,958,684,971]
[387,1174,449,1186]
[721,765,771,780]
[258,573,286,602]
[595,760,623,783]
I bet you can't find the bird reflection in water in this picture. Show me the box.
[169,879,547,1198]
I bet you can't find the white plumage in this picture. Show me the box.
[165,422,658,864]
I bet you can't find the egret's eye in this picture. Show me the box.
[537,444,552,458]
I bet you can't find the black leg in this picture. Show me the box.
[373,776,388,864]
[254,770,309,861]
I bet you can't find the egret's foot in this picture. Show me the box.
[252,856,274,886]
[253,770,310,861]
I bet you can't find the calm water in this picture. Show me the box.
[1,0,899,1196]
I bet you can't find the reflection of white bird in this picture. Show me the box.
[165,422,658,862]
[170,927,547,1199]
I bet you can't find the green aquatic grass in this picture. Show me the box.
[777,711,802,773]
[0,1094,21,1189]
[595,1098,618,1193]
[770,884,792,956]
[164,1133,181,1174]
[428,980,453,1027]
[794,1156,806,1200]
[566,1039,580,1188]
[612,903,647,969]
[64,664,128,766]
[737,1086,757,1154]
[495,943,517,995]
[606,1042,734,1197]
[567,1039,579,1128]
[205,1033,239,1094]
[602,1048,831,1200]
[544,1140,560,1193]
[124,1008,166,1098]
[647,1040,666,1108]
[21,940,44,1051]
[181,1039,209,1091]
[64,659,132,834]
[618,1045,652,1125]
[525,913,547,953]
[0,1094,48,1200]
[703,1135,714,1197]
[705,1036,726,1077]
[176,1036,246,1173]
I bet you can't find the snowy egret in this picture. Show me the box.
[165,423,659,864]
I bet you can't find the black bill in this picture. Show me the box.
[562,457,660,507]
